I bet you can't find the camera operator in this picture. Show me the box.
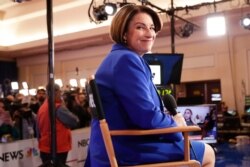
[13,96,37,139]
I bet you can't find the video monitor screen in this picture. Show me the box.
[211,93,222,102]
[143,53,183,85]
[177,104,217,144]
[149,64,161,85]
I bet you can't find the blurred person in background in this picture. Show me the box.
[77,91,88,108]
[30,88,47,114]
[0,98,19,142]
[3,94,15,115]
[12,95,37,139]
[78,92,91,118]
[64,90,91,129]
[2,78,12,97]
[77,91,91,127]
[37,84,79,166]
[201,107,216,139]
[15,93,25,104]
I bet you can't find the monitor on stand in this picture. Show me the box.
[177,104,218,144]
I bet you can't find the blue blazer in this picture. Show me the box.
[84,44,204,167]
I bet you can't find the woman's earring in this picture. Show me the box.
[123,36,127,43]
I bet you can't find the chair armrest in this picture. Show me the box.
[110,126,200,136]
[100,120,200,162]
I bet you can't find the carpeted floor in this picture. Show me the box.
[215,142,250,167]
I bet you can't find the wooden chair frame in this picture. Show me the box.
[87,79,201,167]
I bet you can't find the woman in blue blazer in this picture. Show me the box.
[85,4,215,167]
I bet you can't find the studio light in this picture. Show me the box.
[69,79,78,88]
[38,86,45,90]
[80,78,87,88]
[29,89,37,96]
[13,0,32,3]
[19,89,29,96]
[241,14,250,30]
[104,3,117,16]
[13,0,23,3]
[206,14,226,37]
[11,81,19,90]
[179,23,194,38]
[92,2,117,22]
[93,5,108,21]
[22,82,28,89]
[55,79,63,88]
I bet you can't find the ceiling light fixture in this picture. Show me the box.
[88,0,134,24]
[13,0,23,3]
[11,81,19,90]
[177,22,194,38]
[240,14,250,30]
[92,5,108,21]
[22,82,28,89]
[13,0,32,3]
[92,2,117,22]
[104,3,117,15]
[206,14,226,36]
[206,1,226,37]
[69,79,78,88]
[55,79,63,88]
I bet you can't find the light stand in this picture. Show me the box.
[46,0,57,166]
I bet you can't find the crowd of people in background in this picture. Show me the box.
[0,86,91,143]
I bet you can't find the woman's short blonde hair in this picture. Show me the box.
[110,4,162,44]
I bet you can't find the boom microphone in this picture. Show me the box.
[162,94,178,116]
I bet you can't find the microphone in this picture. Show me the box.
[162,94,178,116]
[162,94,187,127]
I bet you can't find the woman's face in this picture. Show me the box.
[184,109,192,120]
[124,12,156,56]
